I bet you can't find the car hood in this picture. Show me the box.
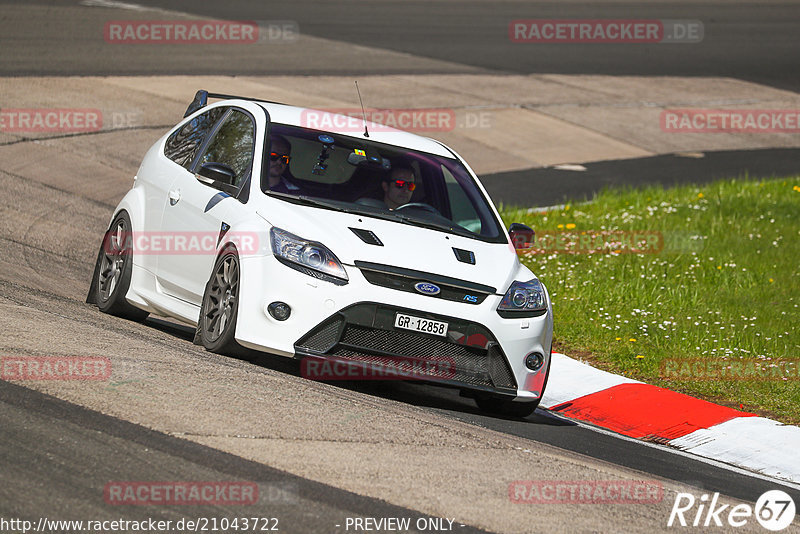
[256,200,519,294]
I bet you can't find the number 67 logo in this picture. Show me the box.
[756,490,796,531]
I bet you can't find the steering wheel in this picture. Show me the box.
[394,202,440,215]
[354,197,388,209]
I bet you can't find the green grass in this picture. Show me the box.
[499,177,800,424]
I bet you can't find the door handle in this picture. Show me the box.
[168,189,181,206]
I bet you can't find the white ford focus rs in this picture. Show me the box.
[88,90,553,417]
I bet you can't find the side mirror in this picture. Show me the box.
[197,162,236,186]
[509,223,535,251]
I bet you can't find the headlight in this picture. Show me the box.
[270,227,348,284]
[497,279,547,316]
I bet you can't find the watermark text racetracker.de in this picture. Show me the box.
[103,231,261,256]
[1,356,111,381]
[509,480,664,504]
[300,108,492,133]
[301,355,457,381]
[510,19,703,43]
[0,108,144,133]
[0,517,280,533]
[661,109,800,133]
[104,20,298,44]
[0,108,102,133]
[518,230,664,255]
[104,481,258,506]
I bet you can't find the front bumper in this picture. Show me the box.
[295,302,519,396]
[235,254,553,399]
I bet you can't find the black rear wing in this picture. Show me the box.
[183,90,284,117]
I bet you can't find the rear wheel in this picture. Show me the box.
[94,212,148,321]
[199,248,243,355]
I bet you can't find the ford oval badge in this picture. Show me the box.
[414,282,441,296]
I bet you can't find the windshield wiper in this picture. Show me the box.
[391,214,474,238]
[266,192,355,213]
[268,193,408,223]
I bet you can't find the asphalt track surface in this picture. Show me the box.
[4,0,800,92]
[2,1,800,532]
[0,379,489,534]
[482,147,800,207]
[1,301,799,525]
[0,248,798,530]
[5,0,800,195]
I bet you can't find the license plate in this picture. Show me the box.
[394,313,448,337]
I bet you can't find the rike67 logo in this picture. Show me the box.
[668,490,796,531]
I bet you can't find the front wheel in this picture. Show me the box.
[93,211,148,321]
[475,353,551,418]
[199,248,243,355]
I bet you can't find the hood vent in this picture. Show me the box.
[349,227,383,246]
[452,247,476,265]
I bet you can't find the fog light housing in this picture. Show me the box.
[268,301,291,321]
[525,352,544,371]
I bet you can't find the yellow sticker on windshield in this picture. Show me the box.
[354,149,366,156]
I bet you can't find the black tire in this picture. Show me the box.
[93,211,149,321]
[475,353,552,418]
[475,396,539,418]
[199,247,243,355]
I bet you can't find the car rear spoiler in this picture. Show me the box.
[183,90,284,117]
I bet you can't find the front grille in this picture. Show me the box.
[332,350,492,387]
[295,303,516,391]
[299,316,344,352]
[333,349,477,382]
[342,325,479,360]
[488,343,516,388]
[355,261,494,305]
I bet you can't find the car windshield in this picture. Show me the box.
[261,123,505,243]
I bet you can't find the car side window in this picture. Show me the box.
[164,107,226,169]
[195,109,255,190]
